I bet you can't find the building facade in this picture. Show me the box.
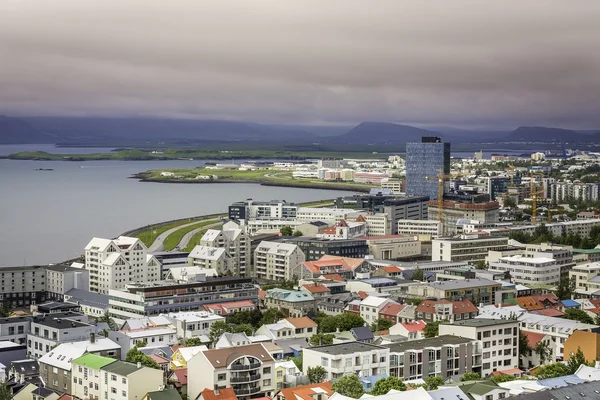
[254,241,306,281]
[200,229,251,277]
[406,137,451,200]
[432,236,509,263]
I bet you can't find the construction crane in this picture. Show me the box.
[507,164,516,186]
[426,167,464,223]
[529,172,545,225]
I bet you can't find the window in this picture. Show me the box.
[111,387,117,394]
[321,357,329,367]
[122,391,127,397]
[485,396,493,400]
[111,374,117,381]
[277,370,283,378]
[122,378,126,384]
[499,393,506,399]
[218,373,226,381]
[263,367,271,374]
[345,358,352,367]
[263,379,271,386]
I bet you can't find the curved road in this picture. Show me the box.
[147,219,218,252]
[174,221,223,251]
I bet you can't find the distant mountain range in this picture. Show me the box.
[1,115,599,145]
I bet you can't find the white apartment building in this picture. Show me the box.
[245,219,303,236]
[397,220,443,240]
[359,296,392,324]
[295,207,359,224]
[84,236,160,294]
[570,261,600,296]
[71,354,163,400]
[362,213,392,236]
[302,342,389,381]
[28,312,95,359]
[316,220,368,240]
[254,241,306,281]
[439,318,520,376]
[550,182,599,203]
[187,246,233,275]
[490,255,560,285]
[187,343,276,400]
[477,305,598,360]
[163,311,226,340]
[45,265,89,300]
[432,236,510,263]
[200,229,251,277]
[108,327,178,358]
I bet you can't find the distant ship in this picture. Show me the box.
[35,168,54,171]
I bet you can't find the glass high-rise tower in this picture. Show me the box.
[405,136,451,200]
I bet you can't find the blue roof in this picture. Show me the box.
[495,280,516,288]
[561,299,580,307]
[360,373,388,391]
[361,277,397,287]
[538,375,586,388]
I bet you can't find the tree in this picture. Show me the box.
[474,260,488,270]
[185,337,203,347]
[491,375,517,384]
[411,267,424,282]
[533,362,571,379]
[309,333,335,346]
[424,376,445,390]
[518,331,531,361]
[535,341,552,365]
[0,382,11,400]
[556,277,575,300]
[564,308,594,324]
[423,320,447,338]
[293,230,303,237]
[0,301,13,318]
[567,347,593,374]
[234,323,254,336]
[460,372,481,382]
[228,309,264,328]
[503,195,517,209]
[370,318,393,332]
[331,375,365,399]
[290,354,302,371]
[370,376,407,395]
[335,313,366,331]
[125,346,160,369]
[280,226,293,236]
[307,366,327,384]
[209,320,233,344]
[259,309,285,326]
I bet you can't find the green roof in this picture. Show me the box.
[574,248,600,254]
[146,388,182,400]
[101,360,142,376]
[72,353,116,369]
[449,381,504,398]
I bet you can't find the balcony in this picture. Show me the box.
[234,386,262,396]
[230,373,261,383]
[231,362,261,371]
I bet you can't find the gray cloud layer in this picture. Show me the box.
[1,0,599,128]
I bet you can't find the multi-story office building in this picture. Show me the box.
[254,241,305,281]
[187,246,233,275]
[84,236,161,294]
[397,219,443,240]
[274,237,368,261]
[524,243,575,277]
[302,342,389,381]
[406,137,451,200]
[490,255,561,285]
[295,207,358,223]
[407,278,501,305]
[200,229,251,277]
[360,235,421,260]
[71,354,163,400]
[385,335,481,380]
[228,200,297,221]
[0,315,32,345]
[187,343,276,400]
[0,265,48,307]
[45,264,90,301]
[245,219,304,236]
[570,262,600,296]
[487,176,521,201]
[361,213,392,236]
[440,319,520,376]
[163,311,226,340]
[27,312,94,359]
[432,236,509,263]
[428,201,500,234]
[108,276,257,325]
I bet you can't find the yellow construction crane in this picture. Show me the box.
[426,167,464,223]
[529,172,545,225]
[507,164,516,186]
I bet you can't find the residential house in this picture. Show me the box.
[63,289,109,318]
[0,316,31,345]
[407,278,502,305]
[350,327,374,343]
[188,246,234,276]
[451,381,511,400]
[378,303,404,324]
[294,255,367,280]
[168,369,188,397]
[263,289,315,318]
[186,343,276,400]
[108,327,178,359]
[255,317,317,341]
[275,381,332,400]
[302,342,389,381]
[520,330,553,370]
[301,283,331,298]
[143,388,182,400]
[359,296,393,324]
[171,345,209,370]
[27,312,94,359]
[372,266,404,278]
[164,311,226,341]
[274,360,307,390]
[389,320,426,340]
[415,299,479,323]
[215,333,253,349]
[203,300,257,316]
[197,387,238,400]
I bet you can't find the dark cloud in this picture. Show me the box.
[1,0,599,128]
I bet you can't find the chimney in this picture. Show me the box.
[137,362,141,369]
[90,332,96,344]
[214,384,219,395]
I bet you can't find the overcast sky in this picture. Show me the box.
[1,0,599,128]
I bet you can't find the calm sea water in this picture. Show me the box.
[0,149,355,266]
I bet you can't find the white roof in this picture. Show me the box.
[38,338,120,370]
[121,327,176,339]
[333,386,431,400]
[248,335,271,343]
[177,345,208,362]
[256,241,298,255]
[499,255,556,264]
[0,341,22,349]
[360,296,389,308]
[124,316,172,330]
[188,246,227,260]
[496,380,547,395]
[201,229,222,242]
[429,387,470,400]
[575,364,600,381]
[85,237,113,252]
[164,311,225,323]
[102,253,123,267]
[166,266,218,280]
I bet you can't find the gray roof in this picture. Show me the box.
[45,264,81,272]
[65,288,109,309]
[351,327,374,341]
[445,318,517,328]
[32,313,91,330]
[429,387,469,400]
[0,345,27,373]
[383,335,473,353]
[306,342,385,355]
[513,380,600,400]
[139,346,174,359]
[101,360,141,376]
[274,338,310,355]
[10,360,39,376]
[425,278,500,290]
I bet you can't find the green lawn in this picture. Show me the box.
[163,220,222,251]
[183,229,210,252]
[136,217,207,247]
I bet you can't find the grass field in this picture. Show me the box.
[135,217,207,247]
[162,219,222,251]
[183,229,209,252]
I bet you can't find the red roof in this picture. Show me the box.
[515,296,543,311]
[173,369,188,386]
[148,353,170,364]
[532,294,560,305]
[416,299,478,314]
[536,308,564,317]
[590,299,600,308]
[199,387,238,400]
[522,330,546,348]
[355,215,367,223]
[586,307,600,316]
[401,320,426,332]
[259,289,267,299]
[280,382,333,400]
[302,255,364,274]
[380,266,403,273]
[57,395,74,400]
[358,291,368,299]
[302,283,330,294]
[379,302,404,316]
[204,300,256,315]
[323,273,344,282]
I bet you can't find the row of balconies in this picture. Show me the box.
[230,373,261,383]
